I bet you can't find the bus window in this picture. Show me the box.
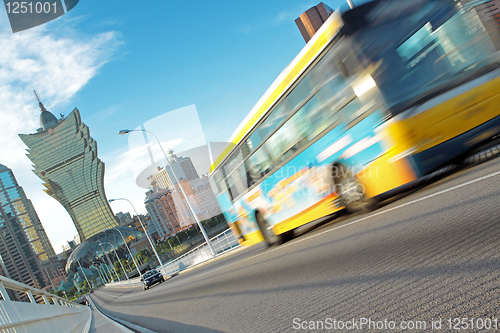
[246,43,355,153]
[351,4,497,113]
[223,147,242,178]
[226,163,248,201]
[247,146,273,180]
[248,101,291,149]
[266,114,308,165]
[212,170,224,196]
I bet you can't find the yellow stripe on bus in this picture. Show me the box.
[240,230,265,247]
[272,193,342,235]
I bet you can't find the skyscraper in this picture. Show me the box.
[0,164,65,289]
[295,2,335,43]
[144,189,182,238]
[460,0,500,50]
[144,151,221,236]
[19,96,118,241]
[0,204,44,301]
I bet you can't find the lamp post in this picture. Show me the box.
[100,241,130,285]
[97,243,120,281]
[95,259,111,284]
[93,263,106,285]
[118,129,216,257]
[43,266,55,290]
[106,228,142,279]
[75,259,91,292]
[109,198,165,275]
[100,263,112,283]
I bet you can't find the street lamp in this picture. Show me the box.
[97,243,120,281]
[100,241,131,285]
[106,228,142,279]
[94,258,112,284]
[118,129,216,257]
[93,263,107,285]
[75,259,91,292]
[43,266,55,290]
[109,198,165,275]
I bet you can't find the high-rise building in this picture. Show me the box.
[171,150,199,181]
[19,97,118,241]
[460,0,500,50]
[147,166,174,193]
[295,2,335,43]
[0,207,44,300]
[144,151,223,237]
[189,176,222,220]
[0,164,65,291]
[115,212,132,224]
[145,189,183,238]
[0,205,43,301]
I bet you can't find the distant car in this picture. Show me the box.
[141,269,164,290]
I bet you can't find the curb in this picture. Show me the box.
[88,296,157,333]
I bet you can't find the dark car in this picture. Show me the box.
[141,269,164,290]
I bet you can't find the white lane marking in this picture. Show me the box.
[102,169,500,295]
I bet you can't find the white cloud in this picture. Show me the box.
[0,17,121,253]
[105,138,185,184]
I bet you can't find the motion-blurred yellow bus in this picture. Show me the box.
[209,0,500,246]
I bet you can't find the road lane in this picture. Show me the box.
[91,156,500,332]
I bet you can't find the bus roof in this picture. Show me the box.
[209,11,343,173]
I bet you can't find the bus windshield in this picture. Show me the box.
[348,0,499,113]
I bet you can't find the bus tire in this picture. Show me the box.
[256,212,279,247]
[332,163,375,214]
[280,230,294,243]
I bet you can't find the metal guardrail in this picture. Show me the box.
[0,275,91,333]
[159,228,240,276]
[106,229,241,288]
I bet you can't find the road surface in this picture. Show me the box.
[91,156,500,332]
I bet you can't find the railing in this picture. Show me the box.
[0,275,91,333]
[106,229,241,287]
[159,228,240,277]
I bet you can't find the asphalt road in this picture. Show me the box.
[91,156,500,332]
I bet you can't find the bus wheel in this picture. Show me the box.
[256,212,279,247]
[280,230,294,243]
[333,164,374,214]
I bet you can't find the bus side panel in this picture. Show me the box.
[352,69,500,195]
[233,109,398,236]
[216,191,263,246]
[404,70,500,175]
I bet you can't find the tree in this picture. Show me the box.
[113,259,129,276]
[135,248,152,264]
[78,280,90,293]
[52,289,63,298]
[67,286,78,298]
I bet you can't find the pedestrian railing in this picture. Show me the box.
[0,275,91,333]
[159,228,240,276]
[105,276,142,287]
[104,229,241,288]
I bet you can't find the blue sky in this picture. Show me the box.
[0,0,368,252]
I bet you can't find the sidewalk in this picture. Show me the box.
[87,296,134,333]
